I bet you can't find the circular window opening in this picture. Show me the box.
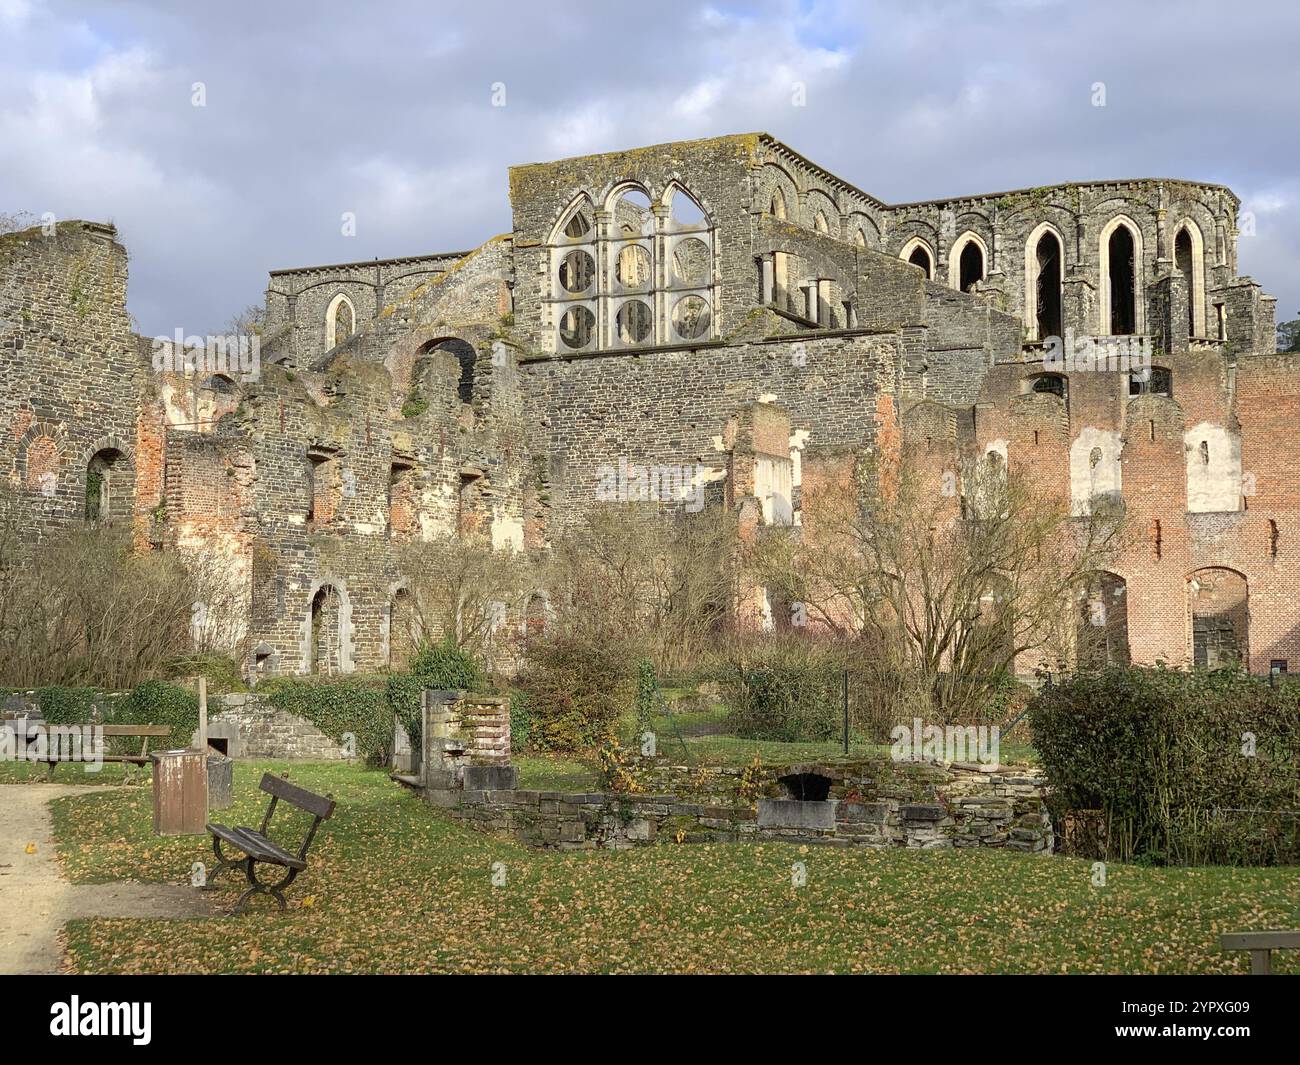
[558,306,595,349]
[672,295,711,340]
[672,238,710,286]
[558,250,595,294]
[616,301,653,344]
[616,244,651,287]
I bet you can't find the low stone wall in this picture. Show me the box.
[411,690,1052,851]
[435,765,1052,852]
[193,694,343,760]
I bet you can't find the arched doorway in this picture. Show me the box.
[907,244,933,279]
[85,448,126,525]
[1187,567,1248,669]
[309,584,342,675]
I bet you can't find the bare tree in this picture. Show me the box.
[751,448,1125,719]
[399,535,531,659]
[544,505,739,672]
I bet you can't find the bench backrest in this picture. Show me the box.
[100,725,174,737]
[1221,930,1300,951]
[257,772,335,863]
[259,772,336,819]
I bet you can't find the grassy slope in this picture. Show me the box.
[30,761,1299,974]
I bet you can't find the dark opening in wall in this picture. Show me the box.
[1175,228,1195,336]
[1028,372,1066,400]
[958,241,984,292]
[1108,226,1136,335]
[85,448,125,525]
[908,245,933,279]
[1035,231,1062,340]
[777,771,832,801]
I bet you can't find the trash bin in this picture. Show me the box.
[207,753,233,810]
[151,749,208,835]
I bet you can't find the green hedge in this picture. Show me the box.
[32,681,199,756]
[718,638,848,742]
[1029,667,1300,865]
[518,634,634,752]
[115,681,199,746]
[33,686,101,725]
[259,675,392,765]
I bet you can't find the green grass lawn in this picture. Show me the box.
[29,761,1300,974]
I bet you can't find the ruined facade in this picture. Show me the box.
[1,132,1290,677]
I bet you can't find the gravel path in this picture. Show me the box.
[0,784,214,974]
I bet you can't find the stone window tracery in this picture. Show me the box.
[546,185,715,352]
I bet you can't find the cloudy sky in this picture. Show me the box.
[2,0,1297,337]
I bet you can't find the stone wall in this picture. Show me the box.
[413,692,1052,853]
[0,221,144,544]
[433,765,1052,852]
[195,693,344,760]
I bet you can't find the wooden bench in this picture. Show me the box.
[204,772,336,914]
[42,724,174,782]
[1220,930,1300,974]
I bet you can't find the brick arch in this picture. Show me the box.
[15,420,68,495]
[1185,566,1249,670]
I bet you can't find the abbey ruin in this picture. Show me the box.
[0,133,1289,679]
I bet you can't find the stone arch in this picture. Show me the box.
[846,212,880,249]
[604,181,656,222]
[756,162,799,221]
[1173,218,1206,338]
[1024,221,1067,341]
[1098,214,1144,335]
[805,188,839,236]
[548,192,596,244]
[415,336,477,405]
[303,579,354,675]
[83,435,135,526]
[661,180,714,230]
[1186,567,1248,669]
[385,580,418,671]
[325,292,356,352]
[899,236,935,279]
[949,231,988,292]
